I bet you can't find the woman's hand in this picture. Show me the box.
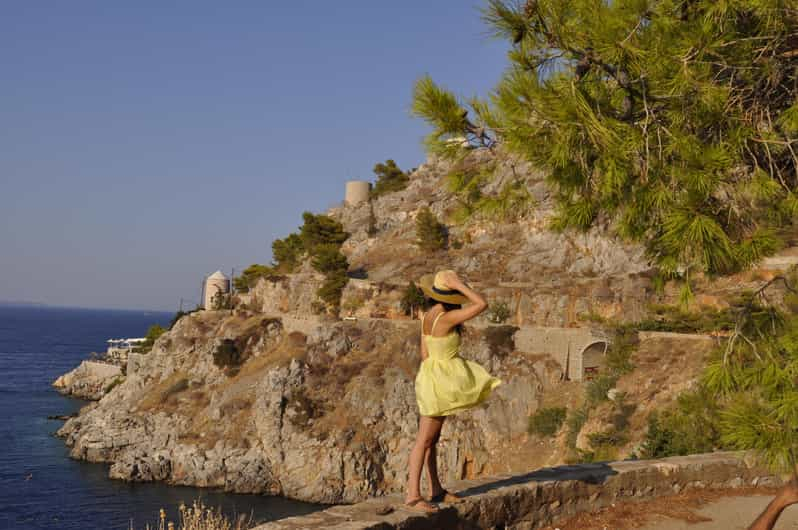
[439,270,463,290]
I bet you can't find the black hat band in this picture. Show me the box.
[432,285,462,296]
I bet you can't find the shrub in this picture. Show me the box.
[272,233,304,272]
[371,159,409,198]
[486,301,511,323]
[566,407,589,449]
[104,376,124,394]
[213,339,242,370]
[528,407,567,437]
[233,264,282,292]
[415,207,447,252]
[484,325,518,358]
[585,374,618,406]
[300,211,348,253]
[134,325,167,354]
[639,387,724,459]
[400,281,426,316]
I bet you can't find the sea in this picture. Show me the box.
[0,305,321,530]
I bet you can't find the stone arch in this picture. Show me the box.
[578,340,609,381]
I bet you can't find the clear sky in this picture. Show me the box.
[0,1,508,311]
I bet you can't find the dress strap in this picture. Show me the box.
[431,312,445,336]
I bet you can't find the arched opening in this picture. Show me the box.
[580,341,608,381]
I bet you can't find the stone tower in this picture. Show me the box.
[345,180,371,206]
[203,270,230,309]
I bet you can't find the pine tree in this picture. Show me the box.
[412,0,798,281]
[371,159,409,197]
[415,206,447,252]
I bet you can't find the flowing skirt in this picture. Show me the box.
[415,355,502,417]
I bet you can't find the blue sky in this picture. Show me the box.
[0,1,508,311]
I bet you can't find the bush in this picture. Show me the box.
[233,264,282,292]
[272,233,304,272]
[371,159,409,198]
[585,374,618,406]
[484,325,518,358]
[134,325,167,354]
[639,387,724,459]
[415,207,447,252]
[104,376,124,394]
[528,407,567,437]
[486,301,511,323]
[566,407,589,449]
[300,211,348,253]
[400,282,426,316]
[213,339,242,370]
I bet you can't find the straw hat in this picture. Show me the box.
[417,269,469,305]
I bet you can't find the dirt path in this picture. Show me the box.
[542,488,798,530]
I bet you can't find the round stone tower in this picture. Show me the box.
[345,180,371,206]
[203,270,230,309]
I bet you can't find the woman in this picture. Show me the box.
[403,269,502,512]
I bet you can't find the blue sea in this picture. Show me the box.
[0,305,320,529]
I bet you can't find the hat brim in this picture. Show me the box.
[417,273,470,305]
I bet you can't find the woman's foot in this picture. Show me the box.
[429,488,462,504]
[404,496,439,513]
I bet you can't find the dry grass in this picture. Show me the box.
[136,372,191,412]
[539,487,780,530]
[132,500,254,530]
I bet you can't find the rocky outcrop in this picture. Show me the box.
[53,360,123,400]
[56,310,562,503]
[254,452,782,530]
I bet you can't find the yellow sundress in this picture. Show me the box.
[415,311,502,417]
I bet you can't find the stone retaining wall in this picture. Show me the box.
[255,452,781,530]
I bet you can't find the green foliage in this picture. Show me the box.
[415,206,447,252]
[233,264,282,293]
[528,407,567,437]
[272,233,304,272]
[310,243,350,311]
[212,339,242,371]
[400,281,426,316]
[566,407,589,449]
[299,211,349,254]
[446,165,534,224]
[486,300,511,323]
[413,0,798,277]
[585,374,618,406]
[640,387,725,459]
[104,376,124,394]
[371,159,409,197]
[210,291,231,310]
[134,324,167,354]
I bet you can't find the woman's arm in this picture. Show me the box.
[437,272,487,330]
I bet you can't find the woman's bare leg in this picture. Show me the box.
[424,418,445,496]
[405,415,444,509]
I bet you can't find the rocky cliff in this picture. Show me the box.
[54,150,788,504]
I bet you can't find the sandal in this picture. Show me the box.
[404,496,439,513]
[429,489,462,504]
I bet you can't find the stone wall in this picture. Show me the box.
[255,452,782,530]
[513,327,610,381]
